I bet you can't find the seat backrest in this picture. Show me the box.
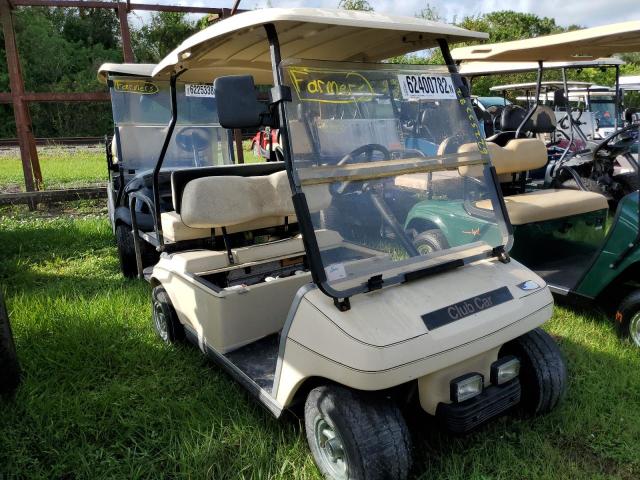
[529,105,557,134]
[458,138,548,177]
[171,162,285,214]
[500,105,533,132]
[180,170,330,229]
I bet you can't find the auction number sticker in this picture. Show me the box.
[397,74,457,100]
[185,84,215,98]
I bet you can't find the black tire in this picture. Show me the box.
[116,223,139,278]
[0,293,20,396]
[500,328,567,416]
[615,173,640,196]
[115,223,159,279]
[304,385,412,480]
[412,228,449,255]
[151,286,185,343]
[614,290,640,347]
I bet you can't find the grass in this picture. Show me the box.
[0,203,639,479]
[0,147,106,192]
[0,142,261,193]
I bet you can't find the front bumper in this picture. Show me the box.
[435,379,521,434]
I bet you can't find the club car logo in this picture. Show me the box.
[114,79,159,95]
[421,287,513,330]
[288,67,375,104]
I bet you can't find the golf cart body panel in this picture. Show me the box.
[575,192,640,298]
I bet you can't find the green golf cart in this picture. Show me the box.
[404,22,640,346]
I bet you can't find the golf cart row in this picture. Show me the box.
[99,10,636,479]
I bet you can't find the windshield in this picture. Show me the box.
[109,76,232,171]
[589,98,617,128]
[477,96,512,108]
[282,60,511,296]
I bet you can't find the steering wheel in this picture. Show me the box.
[592,123,639,161]
[175,127,210,153]
[333,144,391,195]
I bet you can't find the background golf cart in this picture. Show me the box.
[99,64,245,278]
[135,8,570,480]
[0,291,20,396]
[401,22,640,346]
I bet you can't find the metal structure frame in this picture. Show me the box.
[0,0,244,195]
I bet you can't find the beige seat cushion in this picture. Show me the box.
[476,189,608,225]
[180,170,330,229]
[161,211,211,242]
[169,249,229,273]
[458,139,548,177]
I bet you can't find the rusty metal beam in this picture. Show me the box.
[0,92,110,103]
[8,0,243,15]
[117,2,134,63]
[0,0,41,193]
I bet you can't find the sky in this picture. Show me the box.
[129,0,640,28]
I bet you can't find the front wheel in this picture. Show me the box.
[500,328,567,416]
[614,290,640,347]
[412,228,449,255]
[0,293,20,395]
[304,385,412,480]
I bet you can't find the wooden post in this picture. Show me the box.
[234,129,245,164]
[0,0,42,193]
[117,1,134,63]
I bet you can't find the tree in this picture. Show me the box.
[133,12,200,63]
[337,0,373,11]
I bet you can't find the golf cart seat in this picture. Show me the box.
[160,163,291,243]
[459,139,608,225]
[167,169,331,271]
[486,105,533,146]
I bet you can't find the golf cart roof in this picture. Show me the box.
[151,7,488,84]
[459,58,625,76]
[97,63,157,83]
[489,80,593,92]
[620,75,640,90]
[451,21,640,62]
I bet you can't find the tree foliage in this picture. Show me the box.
[337,0,374,12]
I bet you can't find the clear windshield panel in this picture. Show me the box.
[109,76,232,171]
[589,98,617,128]
[282,60,511,295]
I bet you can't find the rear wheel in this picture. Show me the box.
[151,286,184,344]
[412,228,449,255]
[304,385,412,480]
[500,328,567,416]
[614,290,640,347]
[0,293,20,395]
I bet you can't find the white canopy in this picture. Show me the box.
[459,58,625,77]
[489,80,593,92]
[620,75,640,91]
[451,21,640,62]
[151,7,488,84]
[97,63,156,84]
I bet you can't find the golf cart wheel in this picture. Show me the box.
[304,384,412,480]
[116,223,139,278]
[500,328,567,416]
[151,286,184,344]
[0,293,20,395]
[412,229,449,255]
[614,290,640,347]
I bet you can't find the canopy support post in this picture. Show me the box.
[516,61,543,139]
[614,64,620,131]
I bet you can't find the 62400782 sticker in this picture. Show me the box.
[185,84,215,98]
[397,74,457,100]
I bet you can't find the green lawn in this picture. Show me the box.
[0,148,106,192]
[0,204,639,479]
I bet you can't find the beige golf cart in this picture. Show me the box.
[144,8,567,479]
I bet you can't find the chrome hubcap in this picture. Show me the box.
[630,312,640,347]
[314,417,348,479]
[153,302,168,340]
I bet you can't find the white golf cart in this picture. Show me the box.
[141,9,567,479]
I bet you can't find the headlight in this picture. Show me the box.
[491,356,520,385]
[450,373,483,403]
